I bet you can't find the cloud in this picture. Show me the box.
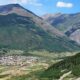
[12,0,43,6]
[56,1,73,8]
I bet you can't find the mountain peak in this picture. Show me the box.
[42,13,63,20]
[0,3,21,8]
[0,3,36,17]
[0,4,22,13]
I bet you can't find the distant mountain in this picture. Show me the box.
[42,13,80,44]
[41,53,80,79]
[0,4,79,52]
[42,13,62,21]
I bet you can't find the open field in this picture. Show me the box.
[0,62,49,80]
[0,50,79,80]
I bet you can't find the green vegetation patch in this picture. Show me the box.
[40,53,80,79]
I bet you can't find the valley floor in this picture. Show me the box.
[0,50,79,80]
[0,56,49,80]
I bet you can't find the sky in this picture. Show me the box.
[0,0,80,16]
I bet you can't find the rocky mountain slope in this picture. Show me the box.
[0,4,79,52]
[42,13,80,44]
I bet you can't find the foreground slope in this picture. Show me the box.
[41,53,80,79]
[0,4,79,52]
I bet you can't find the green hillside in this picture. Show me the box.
[41,53,80,79]
[0,4,79,53]
[0,13,79,52]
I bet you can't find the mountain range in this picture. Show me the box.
[0,4,79,53]
[42,13,80,44]
[0,3,80,80]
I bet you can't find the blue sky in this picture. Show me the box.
[0,0,80,16]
